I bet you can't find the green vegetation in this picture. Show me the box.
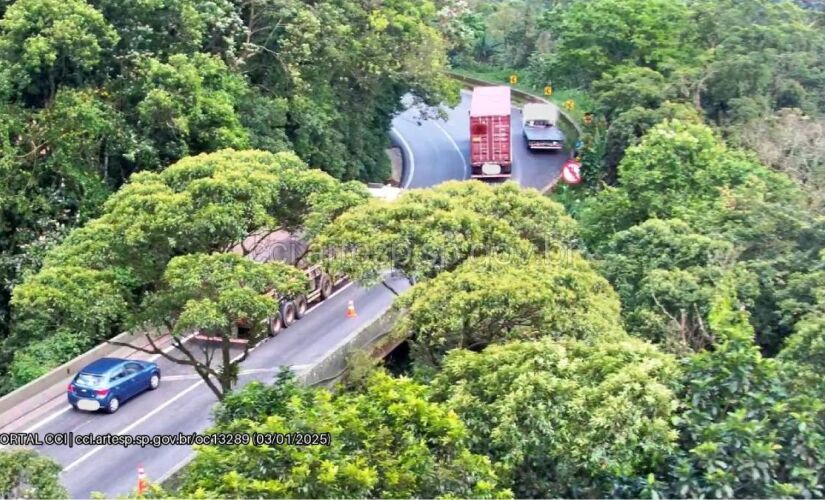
[177,370,511,498]
[4,0,825,498]
[0,449,68,499]
[8,149,368,389]
[0,0,455,393]
[394,253,625,366]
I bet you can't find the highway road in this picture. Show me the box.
[20,88,568,498]
[31,277,409,497]
[394,90,567,190]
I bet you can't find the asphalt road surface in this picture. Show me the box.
[23,89,567,498]
[32,277,409,497]
[395,90,567,190]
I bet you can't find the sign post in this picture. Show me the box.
[509,74,518,85]
[561,158,582,185]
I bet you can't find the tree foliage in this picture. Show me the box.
[179,370,512,498]
[313,181,577,287]
[395,253,624,366]
[5,149,366,390]
[0,449,68,499]
[649,284,825,499]
[124,253,306,400]
[430,335,680,498]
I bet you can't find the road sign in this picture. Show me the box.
[563,99,576,111]
[509,74,518,85]
[544,85,553,96]
[583,112,593,125]
[561,159,582,185]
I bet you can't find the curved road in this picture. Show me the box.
[16,89,567,498]
[394,90,567,190]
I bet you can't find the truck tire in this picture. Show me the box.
[269,313,282,336]
[294,296,308,319]
[320,275,333,300]
[280,301,297,327]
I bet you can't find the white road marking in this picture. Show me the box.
[161,364,314,382]
[21,331,199,434]
[432,120,469,179]
[392,127,416,189]
[60,283,358,473]
[147,331,198,363]
[21,405,72,434]
[61,379,205,473]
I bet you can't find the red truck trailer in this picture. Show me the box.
[470,86,512,179]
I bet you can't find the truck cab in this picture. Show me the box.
[522,103,565,151]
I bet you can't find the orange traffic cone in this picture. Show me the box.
[346,300,357,318]
[137,465,146,495]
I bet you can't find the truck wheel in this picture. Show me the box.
[320,275,333,300]
[280,301,297,327]
[294,296,307,319]
[269,313,283,336]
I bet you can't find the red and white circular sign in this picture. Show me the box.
[561,159,582,184]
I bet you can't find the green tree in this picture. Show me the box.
[0,449,68,499]
[111,253,305,400]
[179,370,512,498]
[89,0,238,59]
[115,53,251,169]
[578,120,780,249]
[531,0,694,89]
[685,0,825,124]
[313,181,577,291]
[596,218,760,352]
[0,0,118,105]
[430,336,679,498]
[395,253,624,366]
[593,67,670,121]
[6,149,367,391]
[652,282,825,499]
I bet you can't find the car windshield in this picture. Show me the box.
[75,373,105,387]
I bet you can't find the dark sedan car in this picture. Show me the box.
[67,358,161,413]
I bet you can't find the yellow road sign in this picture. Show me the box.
[509,74,518,85]
[544,86,553,96]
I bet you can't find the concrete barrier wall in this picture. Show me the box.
[160,307,403,489]
[298,308,401,388]
[0,329,173,431]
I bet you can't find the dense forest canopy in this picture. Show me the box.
[0,0,456,391]
[2,0,825,498]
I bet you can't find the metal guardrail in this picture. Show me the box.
[447,71,582,138]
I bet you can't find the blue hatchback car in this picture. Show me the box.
[68,358,161,413]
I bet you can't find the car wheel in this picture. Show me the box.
[149,373,160,390]
[281,301,297,327]
[294,296,307,319]
[106,397,120,414]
